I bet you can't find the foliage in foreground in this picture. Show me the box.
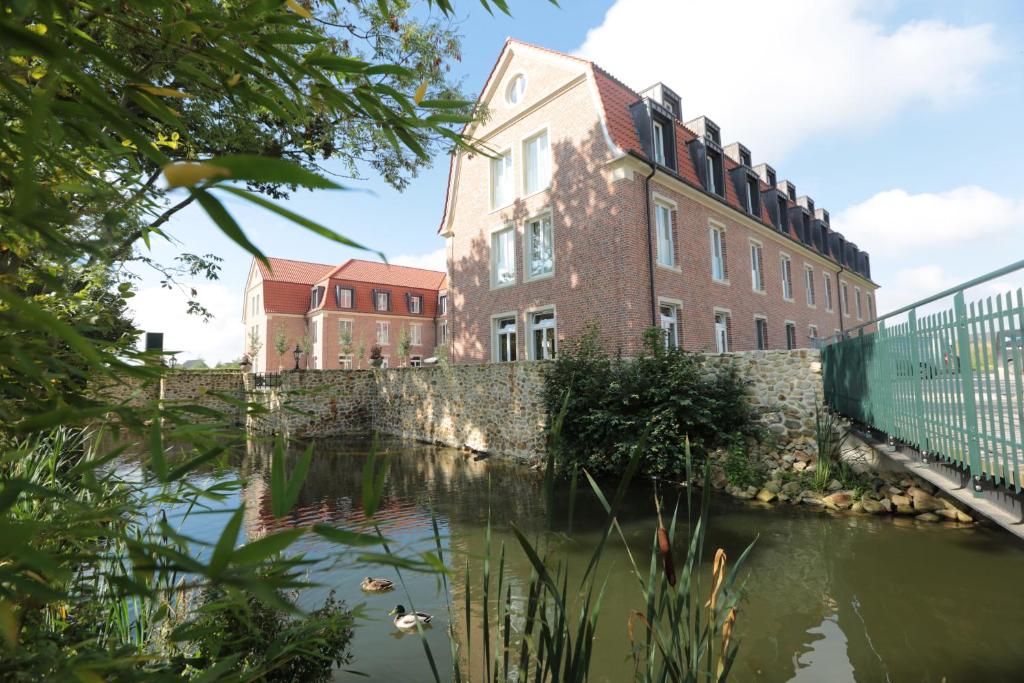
[543,328,761,479]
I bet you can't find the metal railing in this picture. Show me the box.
[823,259,1024,492]
[252,372,282,389]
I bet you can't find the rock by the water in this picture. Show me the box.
[916,512,940,523]
[861,498,885,514]
[823,492,854,510]
[891,494,912,507]
[911,490,943,513]
[756,488,777,503]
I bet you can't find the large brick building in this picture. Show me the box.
[438,40,878,363]
[242,257,448,372]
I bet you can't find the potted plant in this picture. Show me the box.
[369,344,384,368]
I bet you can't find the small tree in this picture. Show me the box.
[340,327,354,368]
[248,328,263,362]
[299,333,314,370]
[397,328,412,367]
[356,340,367,370]
[273,323,290,371]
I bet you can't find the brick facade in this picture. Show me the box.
[440,40,879,363]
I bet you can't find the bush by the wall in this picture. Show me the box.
[543,328,761,480]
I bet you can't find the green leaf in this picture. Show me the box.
[193,189,269,267]
[281,442,313,515]
[148,418,167,481]
[211,155,343,189]
[232,529,304,565]
[208,507,243,576]
[311,524,387,547]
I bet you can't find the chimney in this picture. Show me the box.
[814,208,830,225]
[777,180,796,201]
[684,115,720,146]
[753,163,776,187]
[723,142,751,167]
[640,82,682,120]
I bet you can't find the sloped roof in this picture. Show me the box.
[258,257,334,284]
[327,259,448,290]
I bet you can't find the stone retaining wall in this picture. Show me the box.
[161,370,247,424]
[247,350,823,461]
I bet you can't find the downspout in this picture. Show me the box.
[640,157,658,327]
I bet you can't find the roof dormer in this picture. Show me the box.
[685,115,720,145]
[753,163,776,188]
[723,142,751,168]
[777,180,796,202]
[640,82,682,120]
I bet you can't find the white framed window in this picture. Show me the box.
[408,295,422,314]
[755,317,768,350]
[653,121,666,165]
[706,156,716,194]
[376,321,389,345]
[823,274,833,312]
[841,282,850,316]
[336,286,353,309]
[493,315,518,362]
[529,309,556,360]
[438,294,448,315]
[506,73,526,105]
[490,150,513,209]
[714,312,730,354]
[655,201,675,267]
[375,290,390,311]
[867,293,874,319]
[659,303,680,349]
[710,226,726,282]
[855,287,863,319]
[410,323,422,346]
[809,325,819,340]
[410,355,422,367]
[439,320,448,345]
[785,322,797,350]
[805,266,816,306]
[526,214,554,279]
[338,318,353,343]
[491,226,516,287]
[339,354,353,370]
[781,256,793,300]
[523,130,551,195]
[750,241,764,292]
[311,320,318,343]
[744,179,755,214]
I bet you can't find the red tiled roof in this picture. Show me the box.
[326,259,447,290]
[258,257,334,284]
[264,281,316,314]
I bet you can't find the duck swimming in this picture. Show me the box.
[361,576,395,592]
[388,604,432,630]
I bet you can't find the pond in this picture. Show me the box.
[165,437,1024,682]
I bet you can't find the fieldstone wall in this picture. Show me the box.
[702,349,823,456]
[160,370,247,424]
[247,350,822,461]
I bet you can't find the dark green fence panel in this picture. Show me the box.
[823,262,1024,492]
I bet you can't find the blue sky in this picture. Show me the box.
[133,0,1024,362]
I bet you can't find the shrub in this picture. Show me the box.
[721,435,765,489]
[544,327,761,479]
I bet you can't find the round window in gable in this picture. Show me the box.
[505,74,526,105]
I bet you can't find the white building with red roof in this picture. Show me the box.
[243,257,448,371]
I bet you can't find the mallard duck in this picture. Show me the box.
[361,576,394,592]
[388,604,432,630]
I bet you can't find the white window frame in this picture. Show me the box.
[658,297,682,349]
[654,198,676,269]
[409,295,422,314]
[523,128,551,196]
[706,156,716,194]
[410,355,423,367]
[750,240,764,292]
[410,323,422,346]
[714,310,730,354]
[754,316,768,351]
[841,281,850,316]
[524,211,554,281]
[527,306,557,361]
[823,274,834,312]
[653,121,665,165]
[780,254,793,301]
[867,293,874,320]
[438,294,448,315]
[809,325,819,340]
[710,225,726,282]
[338,318,354,342]
[438,320,448,345]
[785,321,797,350]
[505,73,526,105]
[804,266,816,307]
[376,321,389,346]
[491,224,517,288]
[338,354,353,370]
[375,291,389,312]
[855,287,863,320]
[490,148,513,210]
[492,312,518,363]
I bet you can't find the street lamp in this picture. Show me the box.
[293,344,302,371]
[168,354,178,369]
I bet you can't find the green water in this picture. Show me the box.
[175,438,1024,682]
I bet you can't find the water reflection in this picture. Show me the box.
[172,437,1024,682]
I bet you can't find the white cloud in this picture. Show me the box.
[391,246,447,272]
[576,0,1001,159]
[833,186,1024,253]
[129,283,242,365]
[874,265,1024,319]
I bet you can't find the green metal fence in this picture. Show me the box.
[823,259,1024,492]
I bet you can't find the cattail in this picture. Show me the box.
[654,493,676,586]
[707,548,727,611]
[718,606,738,678]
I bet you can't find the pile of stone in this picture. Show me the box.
[708,445,975,526]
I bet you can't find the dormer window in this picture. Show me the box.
[310,286,323,309]
[335,285,353,309]
[662,93,681,119]
[705,149,723,197]
[777,195,788,232]
[744,176,760,215]
[653,121,666,165]
[739,149,751,167]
